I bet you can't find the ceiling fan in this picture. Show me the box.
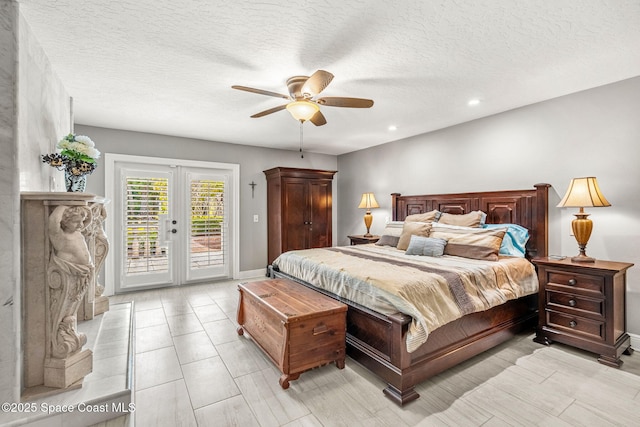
[232,70,374,126]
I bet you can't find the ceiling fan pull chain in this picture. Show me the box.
[299,121,304,158]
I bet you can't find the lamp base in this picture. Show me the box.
[363,210,373,238]
[571,254,595,263]
[571,211,595,263]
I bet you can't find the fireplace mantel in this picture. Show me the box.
[20,192,110,399]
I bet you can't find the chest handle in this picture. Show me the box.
[313,324,329,335]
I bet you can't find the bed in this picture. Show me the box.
[269,184,550,406]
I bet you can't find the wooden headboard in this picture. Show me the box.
[391,183,550,259]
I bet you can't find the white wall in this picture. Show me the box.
[0,0,20,404]
[17,14,70,192]
[75,124,338,274]
[337,76,640,336]
[0,1,71,403]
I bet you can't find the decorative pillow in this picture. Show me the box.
[429,224,506,261]
[379,221,404,237]
[397,222,432,251]
[437,210,486,228]
[375,235,400,247]
[483,223,530,257]
[373,221,404,247]
[405,235,447,257]
[405,210,440,223]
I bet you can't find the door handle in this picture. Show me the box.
[171,229,177,234]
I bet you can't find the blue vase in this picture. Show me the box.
[65,170,87,192]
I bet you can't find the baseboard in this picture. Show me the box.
[629,332,639,350]
[235,268,268,280]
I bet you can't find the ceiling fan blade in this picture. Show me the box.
[250,104,288,118]
[316,97,374,108]
[232,85,291,100]
[309,110,327,126]
[301,70,334,97]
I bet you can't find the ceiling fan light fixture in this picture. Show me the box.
[286,100,319,122]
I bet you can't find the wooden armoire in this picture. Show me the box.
[264,167,337,265]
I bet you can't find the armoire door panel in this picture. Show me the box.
[283,180,308,251]
[309,181,332,248]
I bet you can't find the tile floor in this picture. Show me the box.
[106,278,640,427]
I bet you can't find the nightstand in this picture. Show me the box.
[532,257,634,367]
[348,234,380,245]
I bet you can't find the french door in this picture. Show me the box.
[107,155,237,293]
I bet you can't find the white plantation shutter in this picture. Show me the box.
[189,179,226,269]
[125,177,169,274]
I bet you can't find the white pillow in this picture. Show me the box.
[380,221,404,237]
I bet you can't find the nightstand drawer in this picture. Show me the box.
[546,310,604,341]
[546,290,604,317]
[348,235,380,245]
[547,271,604,295]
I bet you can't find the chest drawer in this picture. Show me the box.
[546,310,604,341]
[545,290,604,318]
[547,271,603,296]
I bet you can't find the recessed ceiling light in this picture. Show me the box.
[468,99,481,106]
[388,125,397,131]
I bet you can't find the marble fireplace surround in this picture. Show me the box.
[20,192,110,398]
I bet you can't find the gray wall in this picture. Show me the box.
[337,76,640,336]
[75,124,338,273]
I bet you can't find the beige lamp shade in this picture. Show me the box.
[557,177,610,263]
[557,177,611,208]
[358,192,380,209]
[358,193,379,237]
[286,101,320,122]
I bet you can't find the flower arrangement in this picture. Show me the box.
[42,133,101,177]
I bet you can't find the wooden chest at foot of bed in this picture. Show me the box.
[236,278,347,388]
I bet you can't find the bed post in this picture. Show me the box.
[534,183,550,258]
[391,193,401,221]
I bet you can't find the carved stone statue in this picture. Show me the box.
[78,201,110,319]
[89,202,110,315]
[47,205,94,360]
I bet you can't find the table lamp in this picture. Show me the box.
[358,192,379,237]
[557,177,610,262]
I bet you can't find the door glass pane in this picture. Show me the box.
[125,177,169,275]
[190,179,225,269]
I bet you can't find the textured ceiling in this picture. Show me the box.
[18,0,640,155]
